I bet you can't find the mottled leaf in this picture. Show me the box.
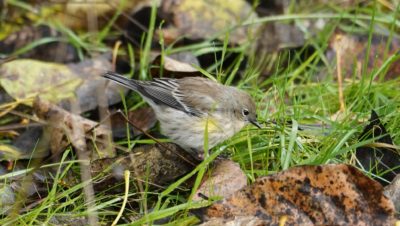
[0,59,82,104]
[160,0,258,44]
[0,55,126,112]
[197,164,396,226]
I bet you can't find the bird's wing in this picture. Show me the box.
[137,78,202,116]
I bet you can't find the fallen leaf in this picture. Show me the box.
[168,52,200,67]
[156,55,197,72]
[356,110,400,185]
[0,59,82,104]
[193,159,247,202]
[150,55,201,78]
[111,107,157,138]
[0,55,127,112]
[128,107,157,134]
[47,0,150,30]
[196,164,396,226]
[384,174,400,213]
[329,32,400,80]
[160,0,258,44]
[0,25,79,63]
[68,53,127,113]
[0,183,15,214]
[33,97,114,160]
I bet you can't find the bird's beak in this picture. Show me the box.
[250,119,262,129]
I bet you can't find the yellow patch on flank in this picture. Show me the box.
[199,117,221,133]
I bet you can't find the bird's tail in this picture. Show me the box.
[102,71,139,91]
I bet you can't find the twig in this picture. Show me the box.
[70,99,99,226]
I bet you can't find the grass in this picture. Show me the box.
[0,0,399,225]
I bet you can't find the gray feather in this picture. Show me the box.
[102,72,201,116]
[103,71,139,91]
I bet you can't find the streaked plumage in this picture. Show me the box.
[103,72,260,157]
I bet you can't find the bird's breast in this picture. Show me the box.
[154,107,247,151]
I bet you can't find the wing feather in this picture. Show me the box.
[103,72,213,117]
[137,78,202,116]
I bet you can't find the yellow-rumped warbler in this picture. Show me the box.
[103,72,261,157]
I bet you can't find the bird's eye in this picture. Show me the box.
[242,109,249,116]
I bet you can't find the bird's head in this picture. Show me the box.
[233,90,261,129]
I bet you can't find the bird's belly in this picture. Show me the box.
[155,108,244,151]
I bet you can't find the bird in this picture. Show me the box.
[103,71,261,158]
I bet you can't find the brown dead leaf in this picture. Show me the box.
[157,55,198,72]
[128,107,157,134]
[160,0,258,44]
[193,159,247,202]
[33,97,113,160]
[150,55,201,78]
[197,164,396,226]
[111,107,157,138]
[168,52,200,67]
[330,32,400,80]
